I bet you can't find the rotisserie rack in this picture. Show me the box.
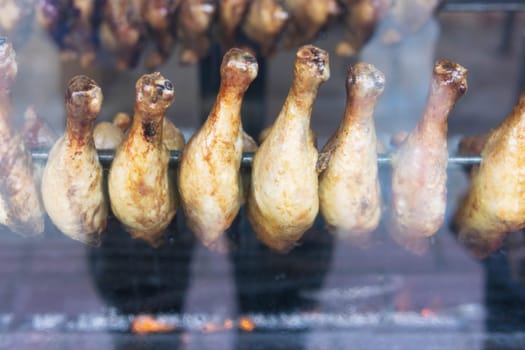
[0,1,525,348]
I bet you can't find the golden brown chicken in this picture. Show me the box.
[388,60,467,254]
[453,91,525,258]
[144,0,180,69]
[336,0,391,57]
[93,121,124,150]
[177,0,215,64]
[0,38,44,236]
[100,0,146,70]
[41,75,107,245]
[248,45,329,252]
[108,72,176,246]
[242,0,289,56]
[282,0,339,48]
[318,62,384,245]
[0,0,36,48]
[242,130,257,152]
[457,134,489,157]
[21,106,58,195]
[112,111,132,132]
[21,106,57,149]
[93,112,132,150]
[179,48,258,250]
[218,0,248,49]
[162,117,185,151]
[37,0,98,67]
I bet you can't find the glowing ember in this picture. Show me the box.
[421,308,436,317]
[224,319,234,329]
[131,315,176,334]
[202,322,220,333]
[239,317,255,332]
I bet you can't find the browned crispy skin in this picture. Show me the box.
[454,92,525,258]
[177,0,215,64]
[100,0,146,70]
[93,112,134,150]
[163,117,185,151]
[242,0,288,56]
[248,45,329,252]
[108,73,176,246]
[318,62,384,245]
[0,39,44,236]
[242,130,257,152]
[389,60,467,254]
[93,122,124,150]
[218,0,248,49]
[42,76,107,245]
[179,48,258,250]
[21,106,57,149]
[336,0,391,57]
[457,134,489,157]
[0,0,36,48]
[282,0,339,48]
[113,112,132,132]
[37,0,98,67]
[144,0,180,69]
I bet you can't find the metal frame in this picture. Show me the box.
[441,0,525,12]
[30,149,483,168]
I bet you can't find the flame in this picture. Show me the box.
[421,308,436,317]
[239,317,255,332]
[131,315,175,334]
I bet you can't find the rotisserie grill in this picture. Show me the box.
[1,1,525,349]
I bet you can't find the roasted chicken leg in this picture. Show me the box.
[336,0,391,57]
[93,114,129,150]
[144,0,179,69]
[37,0,99,67]
[318,62,384,245]
[42,75,107,245]
[248,45,329,252]
[0,38,44,236]
[218,0,248,49]
[388,60,467,254]
[100,0,146,70]
[179,48,258,250]
[454,91,525,257]
[22,106,57,149]
[22,106,58,194]
[177,0,215,64]
[163,117,185,151]
[108,72,176,246]
[282,0,339,48]
[242,0,288,56]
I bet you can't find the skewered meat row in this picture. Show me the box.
[2,40,507,258]
[1,0,439,69]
